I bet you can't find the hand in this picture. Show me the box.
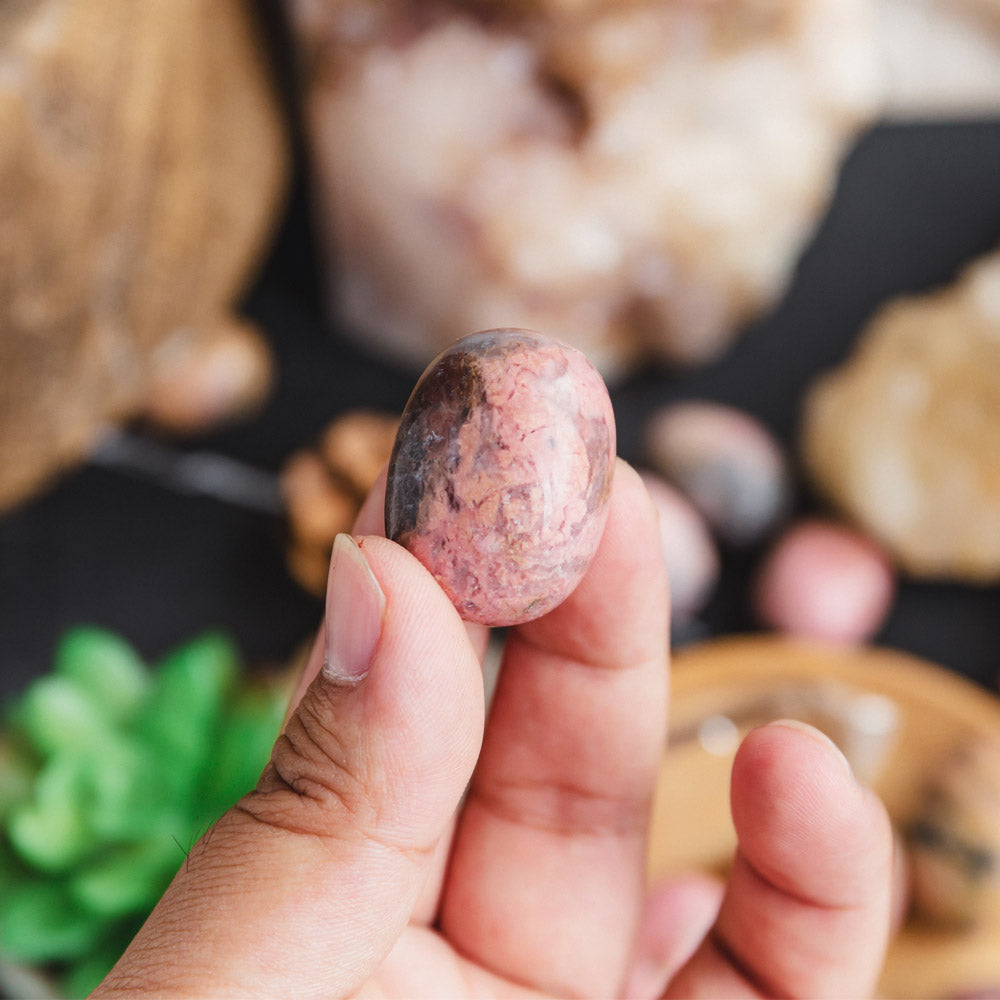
[92,461,895,999]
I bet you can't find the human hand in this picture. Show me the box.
[92,460,895,999]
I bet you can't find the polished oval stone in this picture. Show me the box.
[753,518,896,645]
[644,401,793,547]
[639,471,719,623]
[386,329,616,626]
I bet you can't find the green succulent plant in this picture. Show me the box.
[0,627,289,998]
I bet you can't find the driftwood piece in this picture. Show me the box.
[0,0,288,511]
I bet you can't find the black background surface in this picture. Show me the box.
[1,23,1000,702]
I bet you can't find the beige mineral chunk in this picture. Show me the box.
[0,0,287,511]
[287,0,882,378]
[802,251,1000,582]
[875,0,1000,118]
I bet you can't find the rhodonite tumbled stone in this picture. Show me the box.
[386,329,616,626]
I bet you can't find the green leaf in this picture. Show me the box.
[78,738,184,843]
[199,682,284,817]
[6,756,92,872]
[0,846,29,900]
[62,944,126,1000]
[0,881,105,963]
[54,627,150,723]
[15,676,113,757]
[135,634,239,798]
[0,737,35,823]
[62,915,142,998]
[70,837,181,918]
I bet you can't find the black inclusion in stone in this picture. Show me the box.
[385,348,485,540]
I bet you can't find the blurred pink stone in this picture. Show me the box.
[644,401,793,547]
[640,471,720,622]
[753,519,896,644]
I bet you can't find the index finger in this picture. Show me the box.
[439,459,671,999]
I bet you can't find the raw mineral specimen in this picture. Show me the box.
[876,0,1000,118]
[801,250,1000,581]
[286,0,881,378]
[386,329,615,626]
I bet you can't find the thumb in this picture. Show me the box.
[94,534,485,999]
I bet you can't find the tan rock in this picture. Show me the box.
[0,0,288,511]
[802,250,1000,581]
[287,0,882,378]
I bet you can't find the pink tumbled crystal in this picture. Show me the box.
[753,519,896,645]
[644,401,792,546]
[639,471,720,622]
[386,329,616,626]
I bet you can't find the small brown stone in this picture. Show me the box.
[281,410,400,595]
[281,452,357,549]
[320,411,400,498]
[286,539,337,596]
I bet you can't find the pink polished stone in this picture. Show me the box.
[644,401,793,546]
[386,329,616,626]
[753,519,896,645]
[639,471,719,622]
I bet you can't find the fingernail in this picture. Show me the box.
[324,534,386,684]
[769,718,855,781]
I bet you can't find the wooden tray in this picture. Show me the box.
[648,635,1000,999]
